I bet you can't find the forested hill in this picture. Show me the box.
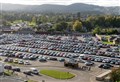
[2,3,120,15]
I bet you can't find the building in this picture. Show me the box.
[16,28,35,34]
[113,37,120,44]
[0,26,14,33]
[38,23,53,32]
[108,36,116,42]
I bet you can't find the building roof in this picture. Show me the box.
[113,37,120,41]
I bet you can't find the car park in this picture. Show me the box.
[0,33,120,81]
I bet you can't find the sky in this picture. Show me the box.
[0,0,120,6]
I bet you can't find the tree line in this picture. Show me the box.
[1,11,120,34]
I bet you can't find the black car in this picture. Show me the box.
[12,67,21,72]
[23,70,32,75]
[39,58,47,62]
[49,57,57,61]
[99,63,113,69]
[4,65,12,70]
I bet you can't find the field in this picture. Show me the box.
[40,70,75,79]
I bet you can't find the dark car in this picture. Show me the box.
[49,57,57,61]
[39,58,47,62]
[12,67,21,72]
[23,70,32,75]
[29,56,37,60]
[4,65,12,70]
[4,58,9,62]
[99,63,113,69]
[85,61,94,66]
[59,58,65,62]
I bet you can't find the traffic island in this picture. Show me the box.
[40,69,75,79]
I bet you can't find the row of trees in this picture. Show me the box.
[1,11,120,34]
[92,26,119,35]
[83,16,120,31]
[53,20,83,32]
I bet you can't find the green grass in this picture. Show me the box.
[102,41,113,44]
[4,71,12,76]
[4,70,13,76]
[6,62,24,66]
[40,70,75,79]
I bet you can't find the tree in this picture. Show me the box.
[54,22,68,31]
[73,20,82,32]
[92,26,101,34]
[31,16,36,23]
[110,68,120,82]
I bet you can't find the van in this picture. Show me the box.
[30,68,39,75]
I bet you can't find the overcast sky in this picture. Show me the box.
[0,0,120,6]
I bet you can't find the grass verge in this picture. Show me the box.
[102,41,113,44]
[40,69,75,79]
[27,80,38,82]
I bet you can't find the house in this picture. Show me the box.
[0,26,14,33]
[11,25,21,31]
[108,36,116,42]
[95,34,105,41]
[38,23,53,31]
[113,37,120,44]
[16,27,35,34]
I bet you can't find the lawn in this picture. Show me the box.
[40,70,75,79]
[6,62,24,66]
[4,70,12,76]
[27,80,38,82]
[4,70,17,76]
[102,41,113,44]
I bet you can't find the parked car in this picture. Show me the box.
[30,68,39,75]
[12,67,21,72]
[18,60,24,64]
[49,57,57,61]
[59,58,65,62]
[4,65,12,70]
[99,63,113,69]
[13,59,18,63]
[23,70,32,75]
[39,58,47,62]
[24,61,31,65]
[85,61,94,66]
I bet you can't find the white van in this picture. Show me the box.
[30,68,39,75]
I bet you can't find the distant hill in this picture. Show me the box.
[1,3,120,15]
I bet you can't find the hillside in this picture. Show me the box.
[1,3,120,15]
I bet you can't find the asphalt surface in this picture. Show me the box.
[1,56,108,82]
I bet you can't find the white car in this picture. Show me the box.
[24,61,30,65]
